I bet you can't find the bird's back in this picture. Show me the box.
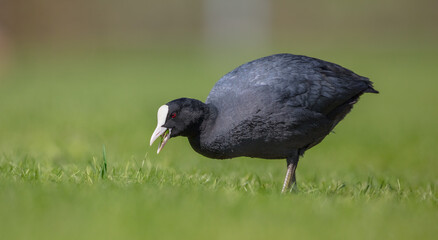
[207,54,376,114]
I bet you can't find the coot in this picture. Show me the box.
[150,53,378,192]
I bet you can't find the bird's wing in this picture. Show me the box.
[206,54,374,117]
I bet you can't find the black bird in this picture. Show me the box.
[150,53,378,192]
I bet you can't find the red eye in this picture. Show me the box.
[171,113,177,119]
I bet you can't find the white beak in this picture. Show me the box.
[150,127,171,154]
[150,105,171,154]
[150,126,166,146]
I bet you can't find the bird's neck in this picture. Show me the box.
[187,102,223,158]
[198,103,218,135]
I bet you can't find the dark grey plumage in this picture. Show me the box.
[151,53,378,192]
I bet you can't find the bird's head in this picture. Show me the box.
[149,98,208,153]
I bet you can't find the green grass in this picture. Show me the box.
[0,45,437,239]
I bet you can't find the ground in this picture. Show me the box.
[0,44,437,239]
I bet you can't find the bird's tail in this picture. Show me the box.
[364,85,379,94]
[363,79,379,94]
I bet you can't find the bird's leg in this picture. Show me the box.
[281,155,299,193]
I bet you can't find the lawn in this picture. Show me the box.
[0,44,437,239]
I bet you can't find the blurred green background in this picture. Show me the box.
[0,1,437,239]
